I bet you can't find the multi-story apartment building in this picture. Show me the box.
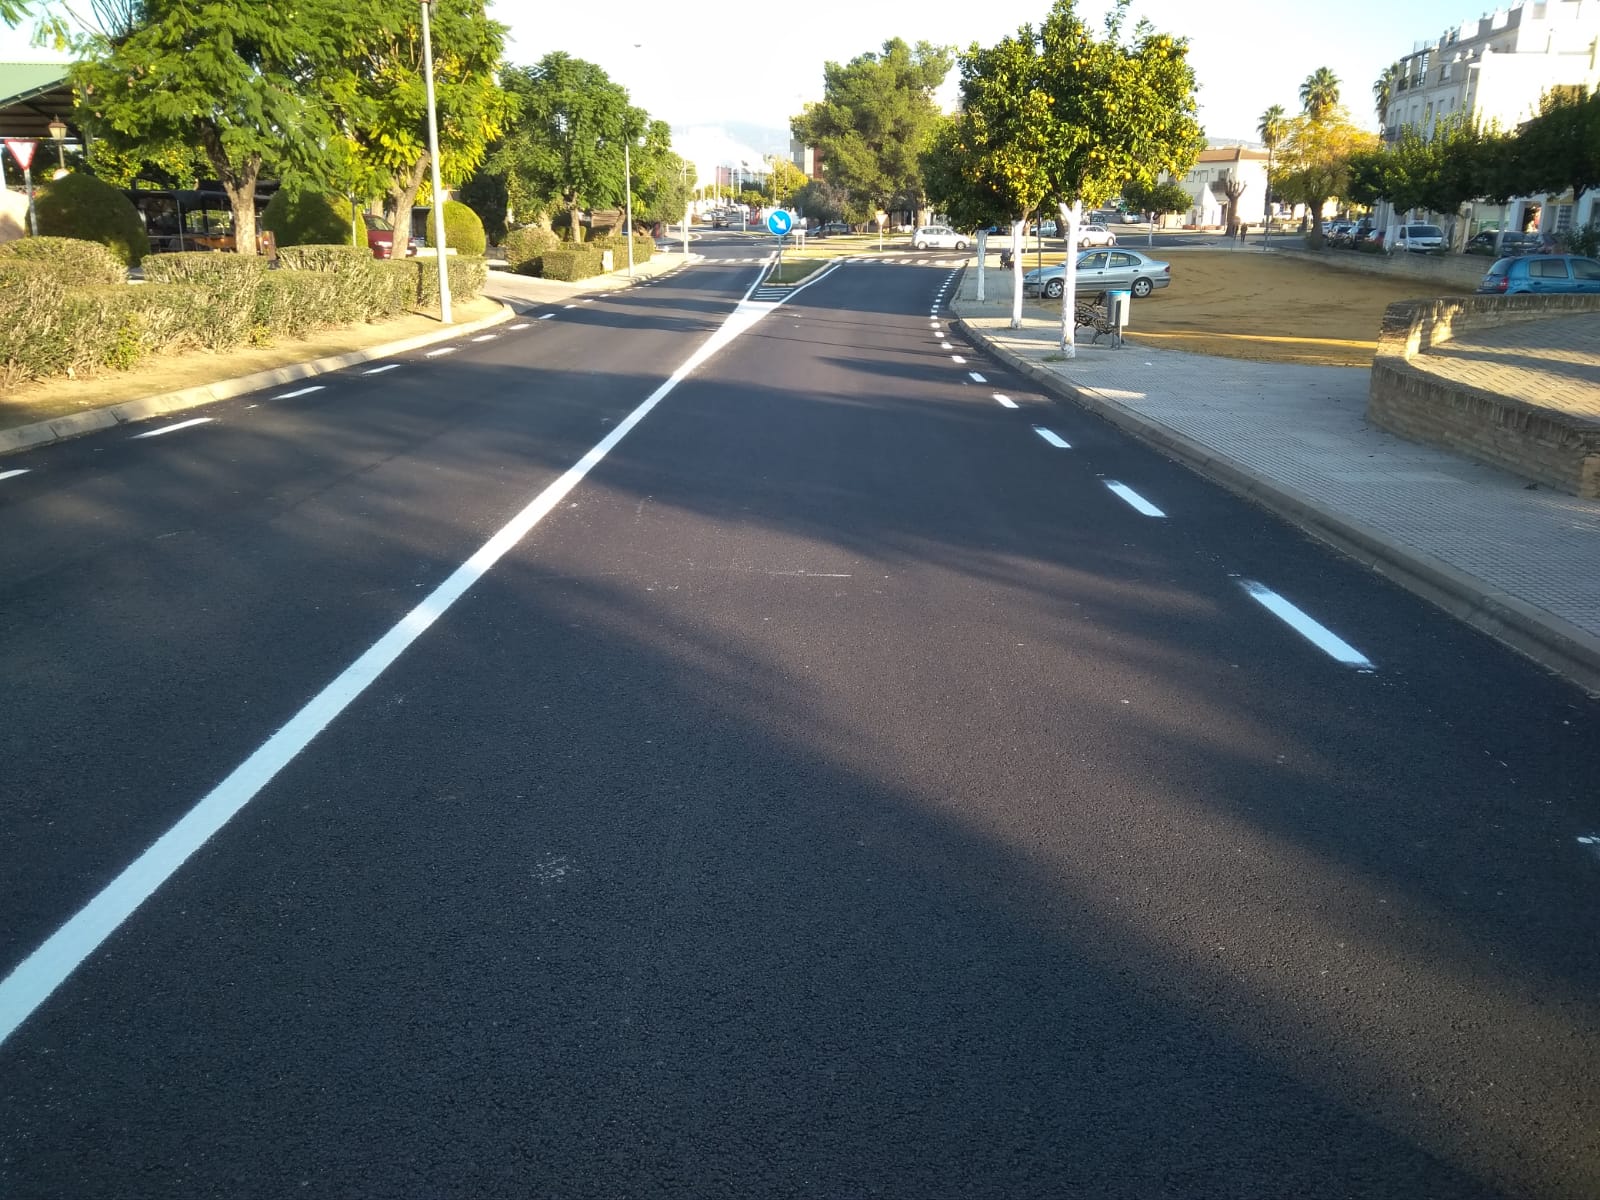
[1381,0,1600,236]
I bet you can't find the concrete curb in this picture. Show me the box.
[0,301,518,457]
[952,305,1600,697]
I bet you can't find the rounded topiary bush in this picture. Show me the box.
[33,172,149,266]
[424,199,487,256]
[0,235,126,285]
[502,225,559,275]
[261,189,355,247]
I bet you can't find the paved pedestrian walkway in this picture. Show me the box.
[1414,313,1600,419]
[950,265,1600,695]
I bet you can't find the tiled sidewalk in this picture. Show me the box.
[950,267,1600,694]
[1416,314,1600,419]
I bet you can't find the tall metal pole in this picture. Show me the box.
[624,136,634,279]
[420,0,452,324]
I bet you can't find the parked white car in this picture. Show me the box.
[1390,223,1445,253]
[911,225,970,250]
[1076,223,1117,248]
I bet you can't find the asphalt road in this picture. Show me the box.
[2,236,1598,1198]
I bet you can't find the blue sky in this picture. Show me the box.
[4,0,1497,178]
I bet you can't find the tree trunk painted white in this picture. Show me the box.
[1008,220,1025,329]
[1059,199,1082,358]
[975,229,987,302]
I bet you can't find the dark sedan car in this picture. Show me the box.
[1476,254,1600,294]
[1466,230,1543,256]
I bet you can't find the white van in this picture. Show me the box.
[1391,223,1445,253]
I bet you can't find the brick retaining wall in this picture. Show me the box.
[1367,294,1600,497]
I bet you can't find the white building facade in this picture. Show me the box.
[1170,147,1272,229]
[1381,0,1600,237]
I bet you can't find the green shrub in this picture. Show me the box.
[277,244,372,272]
[253,270,342,341]
[371,260,416,318]
[423,200,487,256]
[538,247,605,281]
[0,236,126,285]
[261,189,356,247]
[632,234,654,264]
[408,254,488,307]
[142,251,267,348]
[33,172,150,266]
[503,226,559,275]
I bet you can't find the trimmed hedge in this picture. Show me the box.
[33,172,150,266]
[503,225,559,275]
[539,247,605,281]
[142,252,267,348]
[0,236,126,285]
[424,200,487,257]
[261,190,356,248]
[397,254,489,307]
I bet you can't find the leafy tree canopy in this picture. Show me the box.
[791,37,953,214]
[1122,176,1191,216]
[1270,108,1376,237]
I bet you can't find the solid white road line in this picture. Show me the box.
[1033,426,1071,448]
[362,364,401,375]
[0,469,30,481]
[275,386,325,400]
[425,347,456,358]
[0,254,818,1053]
[993,394,1018,408]
[1103,481,1165,517]
[968,372,987,383]
[1241,580,1375,671]
[538,313,555,320]
[132,418,214,439]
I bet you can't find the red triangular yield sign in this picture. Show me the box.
[5,139,37,170]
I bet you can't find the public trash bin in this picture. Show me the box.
[1105,288,1131,347]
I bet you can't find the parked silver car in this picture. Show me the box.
[1023,249,1172,299]
[911,225,970,250]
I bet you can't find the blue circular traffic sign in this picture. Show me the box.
[766,210,793,236]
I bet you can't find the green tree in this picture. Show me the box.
[73,0,346,255]
[1372,63,1401,132]
[1121,176,1191,218]
[337,0,511,229]
[1300,66,1340,121]
[791,178,854,225]
[765,156,807,206]
[1257,104,1288,225]
[1272,110,1376,241]
[922,0,1203,339]
[492,53,635,242]
[1517,87,1600,212]
[791,37,952,221]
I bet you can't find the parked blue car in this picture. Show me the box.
[1476,254,1600,294]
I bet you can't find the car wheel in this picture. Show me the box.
[955,240,967,250]
[1044,278,1064,299]
[1131,277,1153,299]
[914,241,926,250]
[1079,239,1089,249]
[1107,236,1116,246]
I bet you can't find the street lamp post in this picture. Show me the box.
[624,134,634,279]
[47,118,66,172]
[420,0,452,324]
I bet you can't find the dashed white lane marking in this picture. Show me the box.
[538,313,555,320]
[132,417,214,439]
[1240,579,1375,671]
[0,258,802,1053]
[951,355,967,364]
[581,299,594,304]
[968,372,987,383]
[275,385,325,400]
[1104,480,1165,517]
[940,342,952,348]
[1033,426,1071,448]
[471,334,497,342]
[362,364,401,375]
[425,347,456,358]
[509,323,530,330]
[993,394,1018,408]
[563,304,578,309]
[0,469,30,482]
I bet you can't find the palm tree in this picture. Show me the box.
[1372,63,1400,134]
[1257,104,1288,233]
[1300,67,1340,121]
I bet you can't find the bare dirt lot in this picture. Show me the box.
[1,296,505,433]
[1028,247,1474,367]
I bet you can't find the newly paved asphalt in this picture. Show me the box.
[2,231,1597,1197]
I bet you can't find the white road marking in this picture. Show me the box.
[1033,426,1071,448]
[0,469,30,481]
[0,254,822,1052]
[275,385,325,400]
[951,355,967,364]
[362,364,401,375]
[471,334,497,342]
[509,323,530,330]
[1104,481,1165,517]
[132,417,214,439]
[968,372,987,383]
[1241,580,1375,670]
[993,394,1018,408]
[425,347,456,358]
[563,304,577,309]
[581,299,594,304]
[538,313,555,320]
